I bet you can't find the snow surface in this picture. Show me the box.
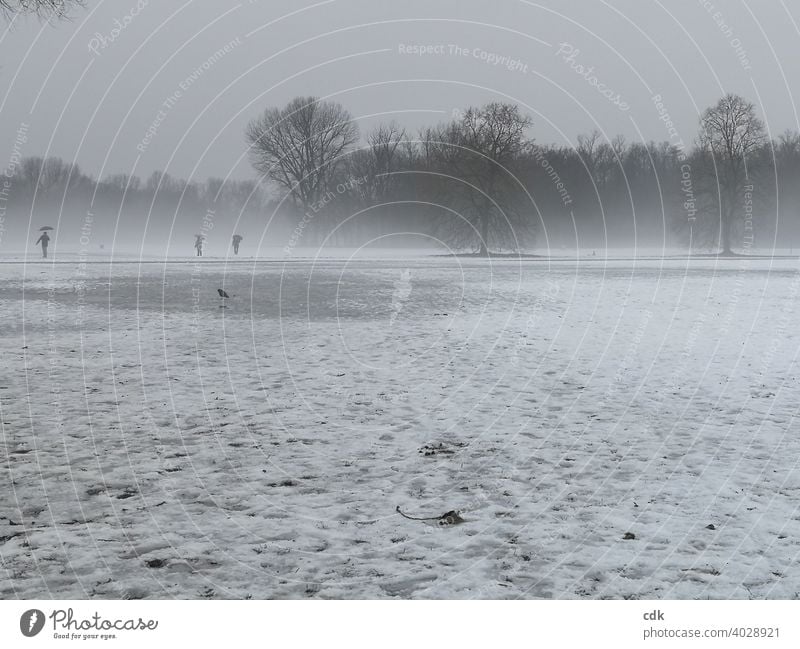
[2,255,800,599]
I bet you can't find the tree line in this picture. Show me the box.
[6,94,800,255]
[4,2,798,256]
[1,159,277,253]
[245,93,800,255]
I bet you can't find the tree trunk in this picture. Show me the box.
[722,219,732,255]
[721,200,733,255]
[479,211,490,257]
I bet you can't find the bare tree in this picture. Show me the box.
[245,96,359,220]
[698,94,766,255]
[100,174,142,196]
[18,156,76,192]
[428,103,533,255]
[367,122,406,201]
[0,0,83,19]
[577,130,602,185]
[347,122,406,207]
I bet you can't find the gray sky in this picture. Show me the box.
[1,0,798,183]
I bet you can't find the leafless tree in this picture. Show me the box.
[698,93,766,255]
[347,122,406,206]
[245,96,359,219]
[576,130,626,190]
[367,122,406,200]
[100,174,141,195]
[428,103,533,255]
[0,0,83,19]
[18,156,76,192]
[577,130,602,183]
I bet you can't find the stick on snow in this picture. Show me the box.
[396,506,465,525]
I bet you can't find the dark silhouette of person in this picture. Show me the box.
[194,235,204,257]
[232,234,243,255]
[35,232,50,258]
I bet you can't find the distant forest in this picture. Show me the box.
[5,94,800,255]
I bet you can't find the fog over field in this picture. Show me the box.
[2,0,800,605]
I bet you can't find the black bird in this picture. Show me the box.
[217,288,230,298]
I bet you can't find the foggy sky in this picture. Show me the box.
[1,0,798,186]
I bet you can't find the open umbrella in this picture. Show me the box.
[39,226,54,231]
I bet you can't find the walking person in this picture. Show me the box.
[194,234,204,257]
[35,231,50,258]
[232,234,243,255]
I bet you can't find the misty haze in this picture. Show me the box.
[2,0,800,603]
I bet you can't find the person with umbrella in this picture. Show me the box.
[35,227,53,258]
[194,234,204,257]
[232,233,243,255]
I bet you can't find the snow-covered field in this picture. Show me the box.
[2,255,800,599]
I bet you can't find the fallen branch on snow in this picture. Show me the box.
[396,505,465,526]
